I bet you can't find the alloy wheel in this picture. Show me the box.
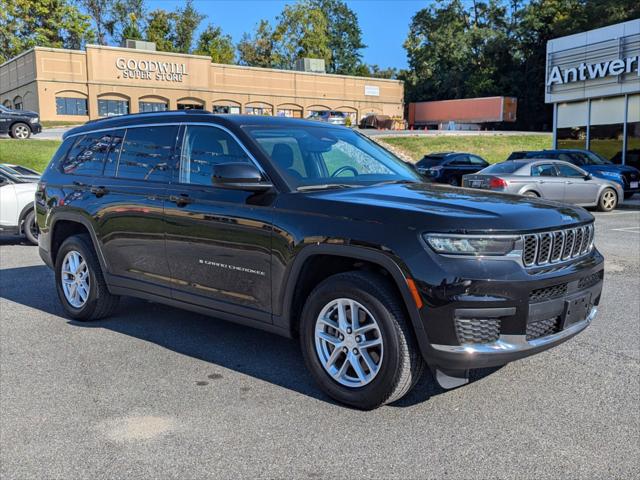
[14,125,30,139]
[61,250,90,308]
[602,190,616,210]
[314,298,384,388]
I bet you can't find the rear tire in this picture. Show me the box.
[597,188,617,212]
[523,191,539,198]
[448,177,460,186]
[55,234,119,321]
[23,210,38,245]
[300,271,425,410]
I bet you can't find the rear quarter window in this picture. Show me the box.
[60,132,114,176]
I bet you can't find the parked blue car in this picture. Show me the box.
[508,149,640,199]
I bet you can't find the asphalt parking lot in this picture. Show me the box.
[1,210,639,479]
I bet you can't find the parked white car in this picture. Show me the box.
[0,171,38,244]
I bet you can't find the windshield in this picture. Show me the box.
[480,162,524,174]
[576,151,613,165]
[244,125,420,188]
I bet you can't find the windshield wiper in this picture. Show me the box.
[296,183,358,192]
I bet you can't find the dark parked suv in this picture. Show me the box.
[0,105,42,138]
[415,152,489,185]
[37,111,604,409]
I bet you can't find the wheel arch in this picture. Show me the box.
[277,244,429,355]
[49,213,109,273]
[17,202,34,233]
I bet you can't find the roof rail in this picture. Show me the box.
[83,109,212,125]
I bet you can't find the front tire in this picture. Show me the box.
[598,188,618,212]
[300,271,425,410]
[10,122,31,139]
[55,234,119,321]
[23,210,38,245]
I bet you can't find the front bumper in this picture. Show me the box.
[414,251,604,371]
[31,122,42,134]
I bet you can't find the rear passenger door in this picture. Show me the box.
[530,163,565,200]
[95,125,180,294]
[163,124,274,320]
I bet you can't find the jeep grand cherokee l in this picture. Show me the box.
[36,111,604,409]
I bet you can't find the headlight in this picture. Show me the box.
[29,117,38,123]
[424,234,520,256]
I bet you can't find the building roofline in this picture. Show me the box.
[2,44,403,85]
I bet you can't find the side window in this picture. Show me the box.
[555,163,584,178]
[531,164,557,177]
[116,126,178,181]
[59,132,113,175]
[469,155,486,166]
[103,129,125,177]
[179,125,252,185]
[450,155,470,166]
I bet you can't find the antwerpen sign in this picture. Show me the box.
[115,57,188,82]
[547,55,639,86]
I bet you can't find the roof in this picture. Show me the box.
[63,111,344,139]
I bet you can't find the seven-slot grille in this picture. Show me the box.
[522,224,594,267]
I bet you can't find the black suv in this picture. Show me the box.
[0,105,42,139]
[415,152,489,185]
[37,112,604,409]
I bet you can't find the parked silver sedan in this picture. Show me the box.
[462,159,624,211]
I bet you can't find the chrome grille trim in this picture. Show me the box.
[522,223,594,268]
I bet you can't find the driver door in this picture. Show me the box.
[163,124,274,319]
[555,162,599,204]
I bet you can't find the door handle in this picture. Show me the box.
[90,186,109,197]
[169,194,194,207]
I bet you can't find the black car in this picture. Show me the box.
[415,152,489,185]
[0,105,42,139]
[37,111,604,409]
[508,149,640,199]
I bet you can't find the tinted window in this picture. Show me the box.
[417,156,446,167]
[469,155,487,166]
[60,132,114,175]
[555,163,585,177]
[481,162,524,174]
[531,164,557,177]
[179,125,252,185]
[116,126,178,181]
[449,155,470,166]
[103,129,125,177]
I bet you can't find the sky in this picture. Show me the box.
[146,0,429,69]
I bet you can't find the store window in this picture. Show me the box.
[623,94,640,169]
[56,97,88,116]
[139,101,168,113]
[98,99,129,117]
[557,101,587,150]
[246,106,272,116]
[277,108,302,118]
[177,102,203,110]
[212,105,240,114]
[588,96,625,162]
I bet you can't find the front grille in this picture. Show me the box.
[455,318,500,344]
[522,224,594,267]
[526,316,561,340]
[529,283,568,303]
[623,171,639,187]
[578,271,604,289]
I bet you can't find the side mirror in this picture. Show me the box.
[583,174,592,181]
[0,177,7,185]
[211,163,273,192]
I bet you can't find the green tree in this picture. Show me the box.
[237,20,277,68]
[273,2,331,69]
[0,0,94,63]
[112,0,145,45]
[145,9,176,52]
[77,0,113,45]
[173,0,205,54]
[308,0,366,75]
[195,24,235,64]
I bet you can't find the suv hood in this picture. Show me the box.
[583,164,639,175]
[299,182,593,232]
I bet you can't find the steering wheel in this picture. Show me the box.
[331,166,359,177]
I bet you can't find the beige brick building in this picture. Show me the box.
[0,45,404,123]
